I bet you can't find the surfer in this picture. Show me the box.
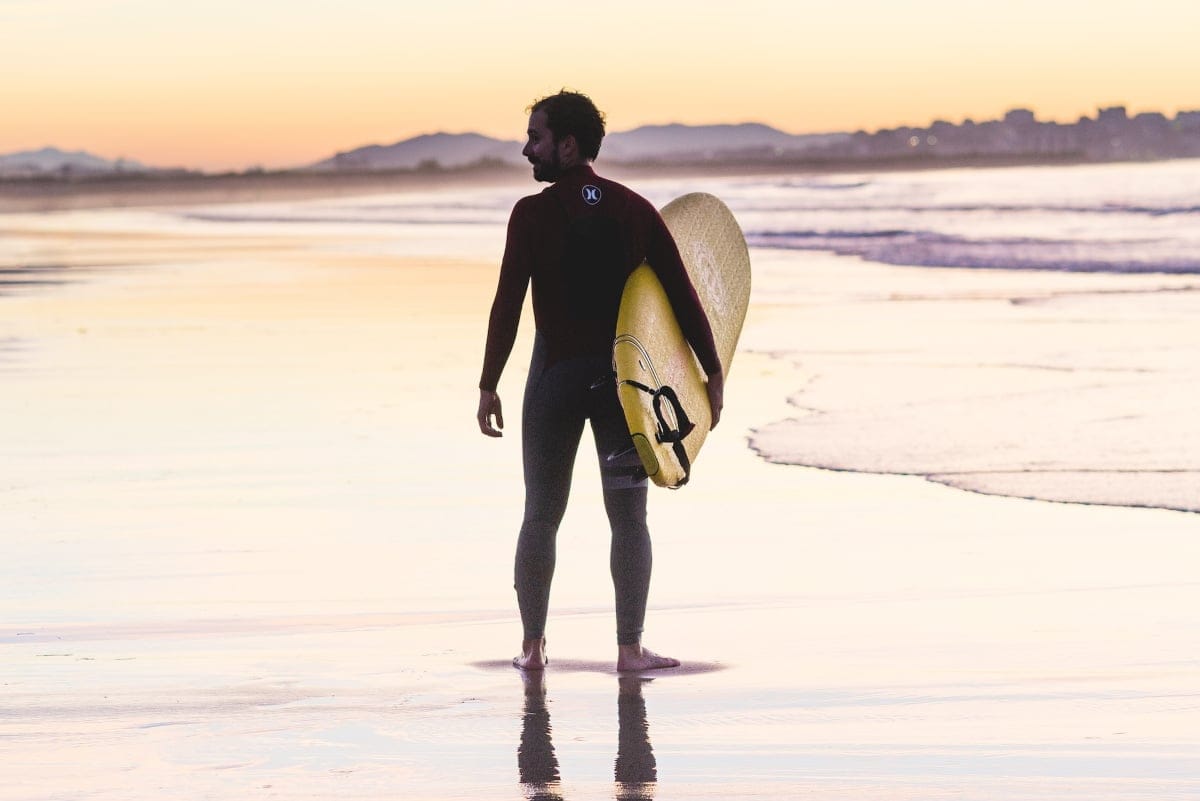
[476,90,724,671]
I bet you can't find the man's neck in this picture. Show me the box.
[554,162,593,181]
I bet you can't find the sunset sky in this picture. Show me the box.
[3,0,1198,171]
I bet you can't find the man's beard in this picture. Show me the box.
[531,149,561,183]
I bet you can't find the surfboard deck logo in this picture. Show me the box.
[612,193,751,488]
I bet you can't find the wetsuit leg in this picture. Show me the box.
[588,376,652,646]
[514,338,586,642]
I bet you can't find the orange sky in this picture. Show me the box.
[2,0,1198,171]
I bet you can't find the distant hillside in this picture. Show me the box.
[302,107,1200,175]
[306,124,842,171]
[9,105,1199,183]
[604,123,847,162]
[308,132,520,172]
[0,147,149,178]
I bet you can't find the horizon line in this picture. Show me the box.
[5,102,1199,174]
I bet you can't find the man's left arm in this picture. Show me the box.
[645,213,724,428]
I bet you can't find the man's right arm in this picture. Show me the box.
[642,206,724,427]
[477,198,535,435]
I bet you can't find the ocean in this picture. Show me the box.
[177,158,1200,274]
[733,159,1200,273]
[158,158,1200,514]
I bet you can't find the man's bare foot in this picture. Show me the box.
[617,643,679,672]
[513,637,547,670]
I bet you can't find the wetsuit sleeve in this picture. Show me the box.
[645,210,722,376]
[479,199,536,392]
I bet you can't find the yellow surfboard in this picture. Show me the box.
[613,193,751,488]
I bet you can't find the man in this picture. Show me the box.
[476,90,724,671]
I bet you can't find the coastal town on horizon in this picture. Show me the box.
[2,104,1199,184]
[807,104,1200,166]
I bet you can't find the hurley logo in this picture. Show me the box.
[582,185,602,205]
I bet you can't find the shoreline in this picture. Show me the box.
[3,153,1189,214]
[741,249,1200,517]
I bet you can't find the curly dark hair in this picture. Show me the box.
[529,90,607,161]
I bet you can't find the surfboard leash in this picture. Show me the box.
[617,379,695,487]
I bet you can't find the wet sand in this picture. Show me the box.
[2,198,1198,799]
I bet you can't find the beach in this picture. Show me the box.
[2,170,1199,800]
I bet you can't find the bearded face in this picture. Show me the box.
[523,110,570,183]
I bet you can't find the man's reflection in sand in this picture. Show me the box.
[613,676,657,800]
[518,671,563,800]
[518,672,657,800]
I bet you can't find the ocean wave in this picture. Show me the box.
[771,178,872,191]
[180,212,499,226]
[730,200,1200,216]
[747,229,1200,274]
[176,193,515,227]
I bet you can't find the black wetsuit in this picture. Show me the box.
[480,164,719,645]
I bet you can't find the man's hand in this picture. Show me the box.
[477,389,504,437]
[706,369,724,430]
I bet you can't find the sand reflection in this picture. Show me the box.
[519,673,658,800]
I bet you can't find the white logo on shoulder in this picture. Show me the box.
[582,185,602,205]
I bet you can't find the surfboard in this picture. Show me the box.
[613,192,751,488]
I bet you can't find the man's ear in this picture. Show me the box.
[558,134,579,162]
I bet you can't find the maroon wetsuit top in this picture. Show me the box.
[479,165,720,392]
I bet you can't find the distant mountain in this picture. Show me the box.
[308,132,521,172]
[0,147,148,178]
[11,106,1199,181]
[604,123,847,162]
[307,124,849,172]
